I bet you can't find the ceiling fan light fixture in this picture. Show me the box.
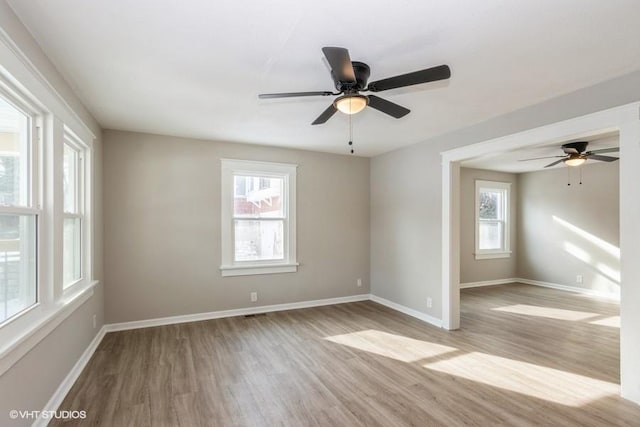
[334,95,368,115]
[564,155,586,167]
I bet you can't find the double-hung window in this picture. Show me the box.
[0,45,96,377]
[220,159,297,276]
[475,180,511,259]
[0,93,38,324]
[62,135,84,288]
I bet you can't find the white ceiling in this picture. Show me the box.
[461,132,620,173]
[7,0,640,157]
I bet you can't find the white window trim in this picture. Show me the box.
[0,58,98,377]
[62,130,87,291]
[475,180,511,260]
[220,159,298,277]
[0,83,41,327]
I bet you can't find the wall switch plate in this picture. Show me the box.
[576,275,583,284]
[92,314,97,329]
[357,278,362,287]
[427,298,433,308]
[250,292,258,302]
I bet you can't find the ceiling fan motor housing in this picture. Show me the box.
[562,141,588,154]
[334,61,371,92]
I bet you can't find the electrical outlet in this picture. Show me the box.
[92,314,97,329]
[250,292,258,302]
[427,298,433,308]
[576,275,583,284]
[357,278,362,287]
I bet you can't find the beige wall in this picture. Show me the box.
[0,1,104,424]
[459,168,518,284]
[370,140,445,317]
[518,161,619,295]
[103,130,370,323]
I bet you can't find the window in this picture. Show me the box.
[221,159,297,276]
[475,180,511,259]
[62,138,84,288]
[0,93,38,324]
[0,47,97,377]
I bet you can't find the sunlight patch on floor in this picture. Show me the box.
[589,316,620,328]
[492,304,598,321]
[423,351,619,406]
[324,329,457,363]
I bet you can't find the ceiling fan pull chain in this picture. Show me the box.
[348,109,354,154]
[567,167,571,186]
[579,165,583,185]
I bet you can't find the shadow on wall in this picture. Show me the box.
[553,215,620,294]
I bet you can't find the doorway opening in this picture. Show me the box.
[440,102,640,401]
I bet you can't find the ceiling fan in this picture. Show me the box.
[519,141,619,168]
[258,47,451,125]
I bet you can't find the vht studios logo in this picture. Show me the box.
[9,409,87,420]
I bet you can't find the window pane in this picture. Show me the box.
[0,97,30,207]
[233,175,284,218]
[479,221,503,250]
[63,144,78,213]
[234,219,284,261]
[0,214,36,323]
[479,190,502,220]
[63,217,81,287]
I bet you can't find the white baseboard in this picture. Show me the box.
[33,325,107,427]
[39,292,444,422]
[35,281,620,423]
[516,278,620,301]
[105,294,371,332]
[459,278,518,289]
[459,277,620,301]
[369,294,442,328]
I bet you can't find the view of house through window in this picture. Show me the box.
[233,175,284,261]
[220,159,297,276]
[475,180,510,259]
[0,95,37,323]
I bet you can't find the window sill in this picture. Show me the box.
[475,252,512,260]
[220,263,299,277]
[0,280,99,377]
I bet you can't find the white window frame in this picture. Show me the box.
[0,63,97,377]
[0,85,40,326]
[62,131,86,290]
[220,159,297,277]
[475,180,511,260]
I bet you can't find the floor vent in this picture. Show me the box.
[244,313,267,318]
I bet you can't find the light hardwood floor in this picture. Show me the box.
[53,284,640,426]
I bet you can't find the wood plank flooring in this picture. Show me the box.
[53,284,640,426]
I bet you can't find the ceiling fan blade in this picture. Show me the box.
[589,147,620,154]
[544,159,566,168]
[259,91,334,99]
[367,95,410,118]
[322,47,356,83]
[311,104,338,125]
[367,64,451,92]
[588,154,619,162]
[518,155,566,162]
